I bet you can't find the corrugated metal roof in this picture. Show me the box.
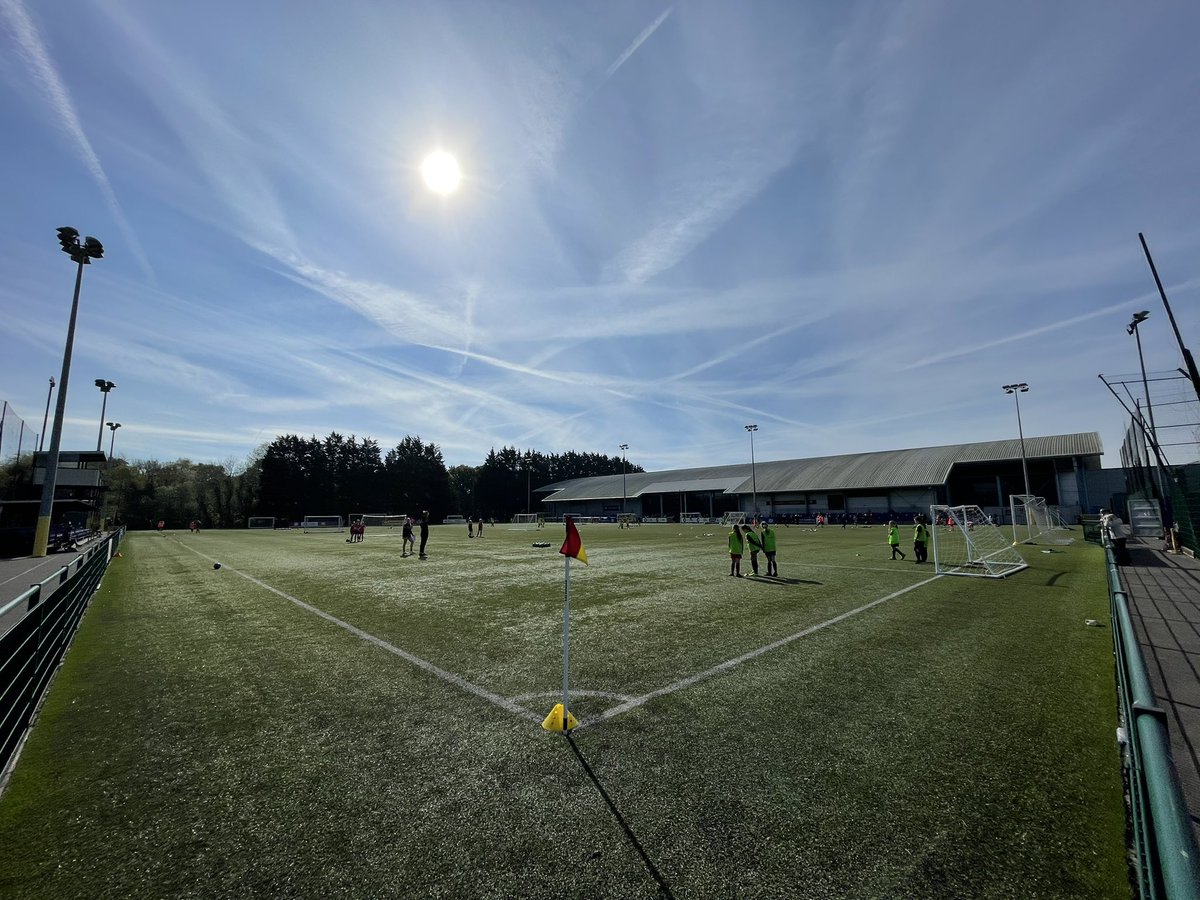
[538,433,1102,501]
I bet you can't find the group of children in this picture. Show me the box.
[887,516,930,563]
[726,521,779,578]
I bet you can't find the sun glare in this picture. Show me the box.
[421,150,462,195]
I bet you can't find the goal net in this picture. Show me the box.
[1009,494,1060,544]
[357,514,406,528]
[510,513,544,529]
[302,515,344,533]
[720,512,746,526]
[247,516,276,529]
[930,504,1027,578]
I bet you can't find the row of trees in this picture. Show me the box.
[0,433,643,530]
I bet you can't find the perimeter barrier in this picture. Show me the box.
[1105,545,1200,899]
[0,529,125,783]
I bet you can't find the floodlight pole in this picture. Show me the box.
[39,377,55,452]
[1127,311,1166,502]
[745,425,759,517]
[94,379,115,451]
[619,443,629,516]
[106,421,121,458]
[34,228,103,558]
[1002,385,1031,498]
[1140,232,1200,406]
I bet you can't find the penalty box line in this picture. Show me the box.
[173,541,542,725]
[577,574,943,730]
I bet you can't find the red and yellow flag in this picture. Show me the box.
[559,516,588,565]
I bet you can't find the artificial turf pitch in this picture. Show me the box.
[0,524,1130,898]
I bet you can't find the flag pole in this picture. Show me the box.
[562,554,570,732]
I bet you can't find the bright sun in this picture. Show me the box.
[421,150,462,195]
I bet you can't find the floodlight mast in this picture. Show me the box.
[34,228,104,557]
[1127,311,1165,501]
[94,379,116,451]
[619,444,629,516]
[1001,384,1031,499]
[745,425,759,517]
[39,377,55,452]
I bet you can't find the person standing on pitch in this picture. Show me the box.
[402,516,415,557]
[744,522,763,576]
[761,521,779,576]
[912,515,929,564]
[728,523,744,577]
[419,511,431,559]
[888,520,906,560]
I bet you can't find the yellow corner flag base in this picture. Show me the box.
[541,703,578,732]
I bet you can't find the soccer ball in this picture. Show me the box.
[213,563,221,570]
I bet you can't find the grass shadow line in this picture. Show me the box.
[566,732,676,899]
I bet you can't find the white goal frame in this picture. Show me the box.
[302,515,344,533]
[356,514,405,528]
[1009,494,1064,544]
[510,513,544,529]
[930,504,1027,578]
[247,516,276,529]
[720,511,746,526]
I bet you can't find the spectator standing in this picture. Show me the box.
[912,516,929,564]
[744,522,763,576]
[1100,509,1131,565]
[888,521,906,560]
[761,521,779,576]
[402,517,415,557]
[419,511,431,559]
[728,524,744,577]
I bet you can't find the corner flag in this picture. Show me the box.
[559,516,588,565]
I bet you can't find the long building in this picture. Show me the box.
[537,432,1121,523]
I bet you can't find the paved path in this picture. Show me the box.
[0,537,107,635]
[1120,537,1200,846]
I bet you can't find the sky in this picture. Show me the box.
[2,0,1199,474]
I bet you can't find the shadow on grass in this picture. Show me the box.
[566,732,676,899]
[746,575,822,586]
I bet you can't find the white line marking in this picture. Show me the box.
[174,542,541,724]
[0,559,63,588]
[509,689,637,703]
[576,575,943,729]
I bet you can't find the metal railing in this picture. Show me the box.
[1106,547,1200,899]
[0,529,124,783]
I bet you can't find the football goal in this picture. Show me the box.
[247,517,276,529]
[302,515,344,533]
[510,513,544,529]
[1009,494,1062,544]
[930,504,1027,578]
[720,512,746,526]
[356,514,406,528]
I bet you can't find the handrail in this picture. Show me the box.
[1106,547,1200,899]
[0,528,124,787]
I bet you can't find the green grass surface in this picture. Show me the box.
[0,524,1129,898]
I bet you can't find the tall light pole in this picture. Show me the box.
[1001,384,1031,498]
[525,451,532,515]
[103,422,121,530]
[745,425,759,517]
[1128,310,1165,500]
[39,377,55,452]
[94,379,116,451]
[106,421,122,458]
[33,227,104,557]
[619,443,629,516]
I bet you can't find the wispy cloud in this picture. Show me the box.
[0,0,153,279]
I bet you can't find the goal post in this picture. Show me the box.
[510,513,544,529]
[302,515,344,533]
[720,512,746,526]
[357,514,405,528]
[1009,494,1055,544]
[930,504,1027,578]
[247,516,276,529]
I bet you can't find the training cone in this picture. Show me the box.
[541,703,578,732]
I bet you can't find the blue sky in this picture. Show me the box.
[2,1,1199,473]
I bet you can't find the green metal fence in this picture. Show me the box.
[1105,548,1200,899]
